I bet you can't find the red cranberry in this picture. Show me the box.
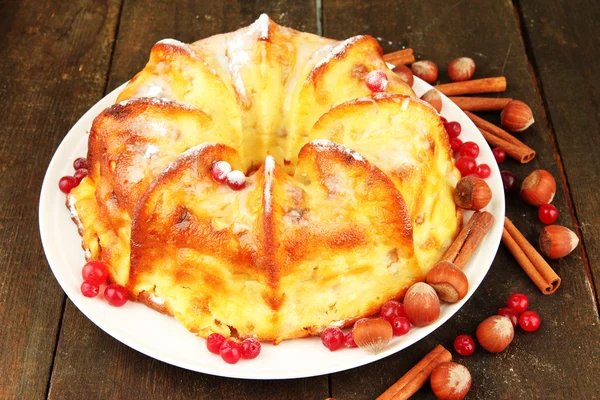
[391,317,411,336]
[459,141,480,158]
[380,301,405,323]
[241,338,261,359]
[440,116,448,124]
[321,327,344,351]
[477,163,491,179]
[365,70,388,92]
[344,331,358,348]
[492,148,507,164]
[455,156,478,176]
[81,260,109,285]
[80,280,99,298]
[206,333,226,354]
[73,168,88,183]
[538,204,558,224]
[519,310,541,332]
[58,176,78,194]
[507,293,529,314]
[226,170,246,191]
[453,334,475,356]
[498,307,519,327]
[104,284,128,307]
[211,161,232,183]
[501,170,517,191]
[444,121,462,138]
[219,340,242,364]
[450,138,463,152]
[73,157,88,170]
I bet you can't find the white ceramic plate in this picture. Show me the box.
[39,77,504,380]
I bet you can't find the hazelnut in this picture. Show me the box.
[539,225,579,259]
[421,88,443,112]
[447,57,475,82]
[454,176,492,210]
[430,362,472,400]
[520,169,556,206]
[426,261,469,303]
[392,64,414,87]
[403,282,440,327]
[476,315,514,353]
[411,60,438,84]
[501,100,534,132]
[352,318,393,354]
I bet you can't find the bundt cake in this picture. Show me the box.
[67,14,462,343]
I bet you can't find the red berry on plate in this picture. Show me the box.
[519,310,541,332]
[80,280,99,298]
[220,340,242,364]
[538,204,559,224]
[440,116,448,124]
[380,300,405,323]
[492,147,507,164]
[391,317,411,336]
[241,338,261,359]
[81,260,109,284]
[450,137,463,152]
[58,176,78,194]
[459,141,480,158]
[73,168,88,183]
[498,307,519,327]
[104,284,128,307]
[206,333,226,354]
[365,70,388,92]
[226,170,246,191]
[211,160,232,183]
[501,170,518,191]
[455,156,478,176]
[453,334,475,356]
[73,157,88,171]
[477,163,491,179]
[321,327,344,351]
[444,121,462,138]
[507,293,529,314]
[344,331,357,348]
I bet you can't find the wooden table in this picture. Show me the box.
[2,0,599,398]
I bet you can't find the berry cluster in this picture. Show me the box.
[206,333,261,364]
[58,157,89,193]
[79,260,128,307]
[211,160,246,190]
[442,117,491,179]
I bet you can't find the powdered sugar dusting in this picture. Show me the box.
[310,139,365,162]
[157,38,193,54]
[251,14,270,40]
[263,156,275,213]
[144,144,159,159]
[115,97,196,110]
[311,36,364,72]
[149,292,165,306]
[161,143,218,174]
[401,97,410,111]
[67,194,83,232]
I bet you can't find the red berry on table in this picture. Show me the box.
[81,260,109,284]
[206,333,226,354]
[380,300,405,323]
[501,170,518,191]
[58,176,78,194]
[226,170,246,191]
[477,163,491,179]
[450,138,463,152]
[73,157,88,171]
[507,293,529,314]
[444,121,462,138]
[519,310,541,332]
[453,334,475,356]
[80,280,99,298]
[365,70,389,92]
[211,160,232,183]
[498,307,519,327]
[104,284,128,307]
[220,340,242,364]
[459,141,480,158]
[538,204,559,224]
[241,338,261,359]
[321,327,344,351]
[73,168,88,183]
[344,331,358,348]
[391,317,411,336]
[492,148,507,164]
[455,156,478,177]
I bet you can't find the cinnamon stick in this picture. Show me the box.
[503,217,561,294]
[441,211,495,269]
[383,48,415,65]
[478,127,536,164]
[449,96,512,112]
[435,77,506,96]
[377,344,452,400]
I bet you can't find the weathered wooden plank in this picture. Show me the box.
[518,0,600,304]
[47,2,329,399]
[0,0,121,398]
[323,0,600,398]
